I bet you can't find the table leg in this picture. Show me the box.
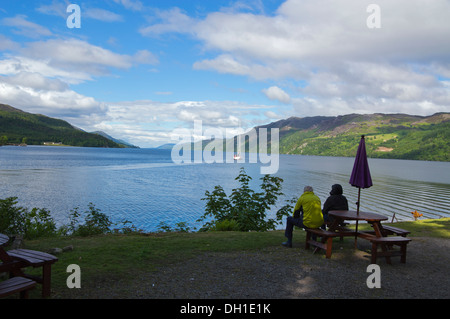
[371,222,383,237]
[42,264,52,298]
[372,221,392,264]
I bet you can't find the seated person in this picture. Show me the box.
[322,184,348,227]
[282,186,323,248]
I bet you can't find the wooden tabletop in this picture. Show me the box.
[329,210,388,222]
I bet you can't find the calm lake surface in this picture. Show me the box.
[0,145,449,232]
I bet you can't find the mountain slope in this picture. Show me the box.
[92,131,139,148]
[0,104,123,148]
[256,113,450,161]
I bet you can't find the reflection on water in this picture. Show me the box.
[0,146,449,232]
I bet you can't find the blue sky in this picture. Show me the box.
[1,0,449,147]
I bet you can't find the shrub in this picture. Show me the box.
[23,207,57,239]
[0,197,143,238]
[0,197,57,239]
[210,219,240,231]
[0,197,26,235]
[65,203,112,236]
[198,167,293,232]
[156,221,192,233]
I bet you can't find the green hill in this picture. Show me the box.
[0,104,124,148]
[257,113,450,161]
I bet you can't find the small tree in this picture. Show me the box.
[0,135,8,146]
[198,167,294,232]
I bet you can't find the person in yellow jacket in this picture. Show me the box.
[282,186,324,248]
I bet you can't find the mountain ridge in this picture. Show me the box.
[0,103,130,148]
[254,112,449,161]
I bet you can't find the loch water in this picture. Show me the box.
[0,145,449,232]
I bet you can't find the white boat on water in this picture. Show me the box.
[233,153,241,160]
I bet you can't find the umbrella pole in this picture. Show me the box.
[354,188,361,248]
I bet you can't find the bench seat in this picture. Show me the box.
[370,236,411,264]
[0,277,36,299]
[7,249,58,298]
[381,225,410,237]
[305,228,343,259]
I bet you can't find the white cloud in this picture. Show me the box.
[139,7,196,36]
[0,35,20,51]
[112,0,144,12]
[1,15,52,38]
[92,99,276,147]
[36,2,67,18]
[0,39,159,85]
[262,86,291,104]
[84,8,123,22]
[145,0,450,117]
[0,37,159,133]
[190,0,450,68]
[0,56,93,84]
[132,50,159,65]
[21,38,133,70]
[38,3,124,22]
[0,81,103,117]
[0,72,68,91]
[264,111,283,120]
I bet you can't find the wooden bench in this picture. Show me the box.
[0,276,36,299]
[1,233,58,298]
[381,225,410,237]
[305,228,343,259]
[7,249,58,298]
[370,236,411,264]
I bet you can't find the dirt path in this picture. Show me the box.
[58,237,449,299]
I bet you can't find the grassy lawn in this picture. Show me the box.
[6,218,449,298]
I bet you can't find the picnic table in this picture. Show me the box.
[304,210,411,263]
[328,210,412,264]
[328,210,388,237]
[0,233,58,298]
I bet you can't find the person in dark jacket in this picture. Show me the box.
[322,184,348,226]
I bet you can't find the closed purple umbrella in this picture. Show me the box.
[349,135,373,246]
[349,135,373,211]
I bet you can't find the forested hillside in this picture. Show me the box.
[0,104,123,148]
[258,113,450,161]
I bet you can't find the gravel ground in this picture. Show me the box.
[62,236,449,299]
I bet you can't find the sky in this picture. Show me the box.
[0,0,449,148]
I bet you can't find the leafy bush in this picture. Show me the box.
[156,221,191,233]
[210,219,240,231]
[23,207,57,239]
[0,197,57,239]
[198,167,293,232]
[0,197,25,235]
[64,203,113,237]
[0,198,139,238]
